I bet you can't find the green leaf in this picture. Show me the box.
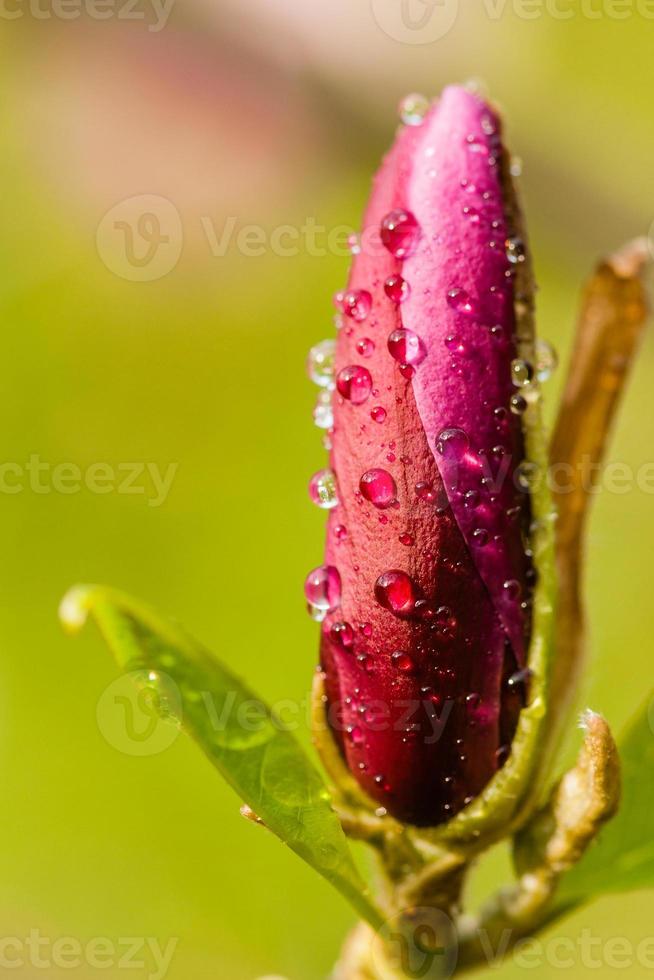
[60,584,384,930]
[556,694,654,905]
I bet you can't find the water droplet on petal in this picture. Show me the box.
[359,468,397,509]
[416,482,436,503]
[347,724,364,744]
[387,328,426,366]
[472,528,489,547]
[516,461,539,491]
[370,406,387,424]
[505,236,526,265]
[330,621,354,649]
[384,275,411,304]
[374,570,420,617]
[308,468,339,509]
[464,489,480,509]
[398,532,414,546]
[511,359,534,387]
[398,92,430,126]
[510,394,528,414]
[535,339,558,381]
[304,565,341,613]
[337,365,373,404]
[436,427,469,460]
[342,289,372,322]
[503,579,521,600]
[307,339,336,388]
[347,233,361,255]
[391,650,416,673]
[507,667,532,691]
[380,209,421,258]
[447,288,478,316]
[313,389,334,429]
[356,337,375,358]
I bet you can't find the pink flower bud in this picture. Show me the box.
[316,86,534,826]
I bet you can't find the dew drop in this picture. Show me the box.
[308,468,339,509]
[511,359,534,387]
[342,289,372,322]
[503,579,521,600]
[380,209,421,259]
[507,667,532,691]
[370,406,387,424]
[304,565,341,613]
[447,287,478,316]
[359,468,397,509]
[384,274,411,304]
[464,489,480,509]
[347,725,364,745]
[313,389,334,429]
[387,327,426,366]
[398,92,430,126]
[445,334,466,355]
[516,461,539,491]
[535,339,558,381]
[356,337,375,358]
[510,393,528,414]
[391,650,416,674]
[337,365,373,404]
[374,570,420,617]
[398,532,414,546]
[347,233,361,255]
[434,606,458,640]
[330,621,354,649]
[416,481,436,503]
[307,339,335,388]
[505,236,526,265]
[334,523,347,540]
[435,427,469,460]
[472,528,489,547]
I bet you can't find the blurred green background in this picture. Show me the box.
[0,2,652,977]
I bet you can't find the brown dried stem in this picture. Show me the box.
[550,238,651,716]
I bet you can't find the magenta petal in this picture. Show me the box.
[401,87,530,663]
